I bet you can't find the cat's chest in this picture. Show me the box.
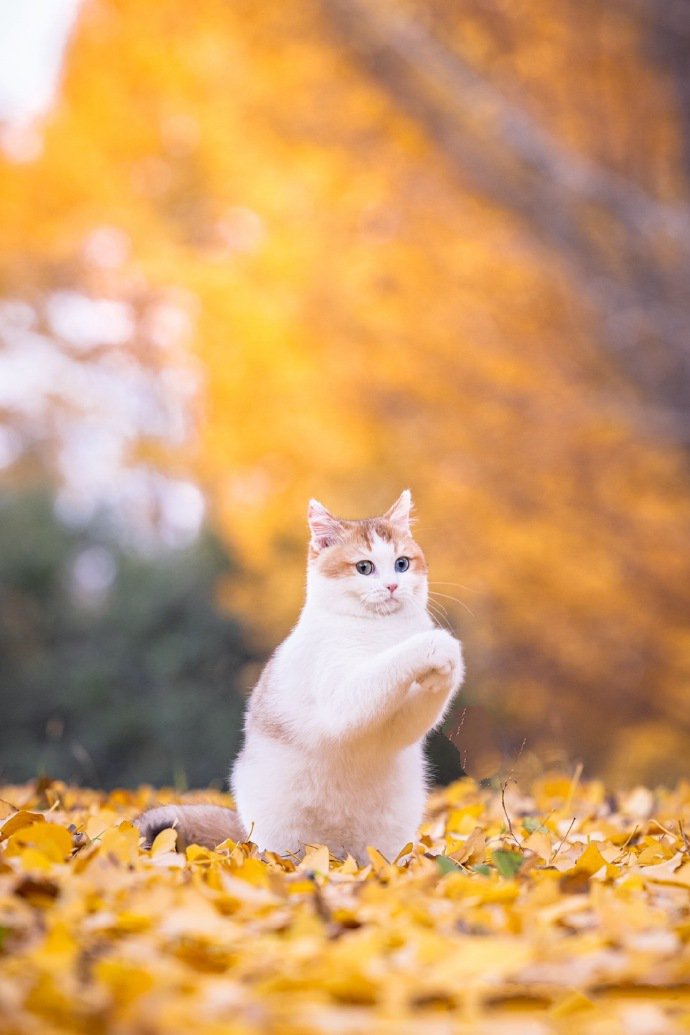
[296,612,429,664]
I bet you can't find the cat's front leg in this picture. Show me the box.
[387,630,464,747]
[413,629,463,696]
[315,630,461,740]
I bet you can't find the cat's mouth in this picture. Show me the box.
[366,596,403,615]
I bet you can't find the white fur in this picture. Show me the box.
[231,497,464,864]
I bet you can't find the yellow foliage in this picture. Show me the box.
[1,775,690,1032]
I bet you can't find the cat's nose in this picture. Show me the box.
[386,583,398,594]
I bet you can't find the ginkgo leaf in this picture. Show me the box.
[150,827,178,856]
[0,811,46,841]
[299,844,330,876]
[524,830,552,861]
[435,855,462,874]
[492,849,524,878]
[4,821,72,864]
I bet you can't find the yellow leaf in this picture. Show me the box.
[99,823,140,865]
[637,842,673,866]
[220,872,282,906]
[5,821,72,863]
[446,805,484,835]
[451,825,486,864]
[574,842,607,875]
[0,810,45,841]
[524,830,553,861]
[263,850,296,872]
[366,846,394,878]
[113,911,153,934]
[442,872,520,903]
[185,843,217,864]
[94,959,155,1008]
[299,844,330,875]
[15,847,54,872]
[85,810,118,840]
[150,826,178,856]
[339,854,360,874]
[551,991,595,1017]
[394,841,414,863]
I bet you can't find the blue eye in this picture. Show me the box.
[355,560,374,575]
[395,557,410,573]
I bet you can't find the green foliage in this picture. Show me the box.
[523,817,549,834]
[0,488,257,788]
[435,855,462,875]
[491,850,524,878]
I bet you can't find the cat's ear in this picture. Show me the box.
[384,489,413,536]
[308,499,343,552]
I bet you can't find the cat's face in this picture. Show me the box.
[306,490,428,617]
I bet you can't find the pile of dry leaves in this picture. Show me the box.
[1,772,690,1034]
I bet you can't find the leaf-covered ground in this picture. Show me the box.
[1,775,690,1034]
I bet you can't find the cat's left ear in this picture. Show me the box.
[308,499,343,552]
[384,489,413,536]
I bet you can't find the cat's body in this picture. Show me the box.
[136,492,464,863]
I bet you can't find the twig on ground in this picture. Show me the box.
[549,817,576,864]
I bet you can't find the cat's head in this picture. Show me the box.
[306,490,428,617]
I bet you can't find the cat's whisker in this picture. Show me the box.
[405,593,453,632]
[428,604,451,625]
[428,590,475,618]
[428,594,449,615]
[426,597,448,621]
[408,596,433,625]
[427,604,454,633]
[363,589,400,617]
[427,608,453,633]
[429,581,477,593]
[424,593,451,622]
[428,590,468,606]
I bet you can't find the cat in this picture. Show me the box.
[135,491,464,864]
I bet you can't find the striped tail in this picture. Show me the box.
[134,803,245,851]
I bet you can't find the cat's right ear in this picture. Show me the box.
[384,489,413,535]
[308,499,342,552]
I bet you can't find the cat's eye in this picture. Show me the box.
[395,556,410,573]
[355,560,374,575]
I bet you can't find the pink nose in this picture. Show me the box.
[387,583,398,594]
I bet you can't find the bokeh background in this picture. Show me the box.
[1,0,689,789]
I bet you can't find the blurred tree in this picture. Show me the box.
[323,0,690,442]
[0,487,256,788]
[1,0,690,784]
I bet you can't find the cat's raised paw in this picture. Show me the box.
[417,630,463,692]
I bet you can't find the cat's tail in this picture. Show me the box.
[134,804,245,851]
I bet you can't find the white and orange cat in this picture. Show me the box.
[136,491,464,863]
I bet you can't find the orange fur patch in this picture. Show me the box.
[249,657,296,744]
[320,544,358,579]
[313,521,427,578]
[401,540,428,574]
